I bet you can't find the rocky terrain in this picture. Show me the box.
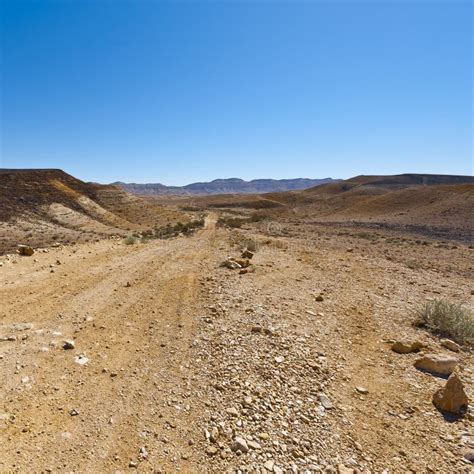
[1,210,473,472]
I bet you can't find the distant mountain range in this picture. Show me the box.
[112,177,338,195]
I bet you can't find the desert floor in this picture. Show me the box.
[1,215,473,473]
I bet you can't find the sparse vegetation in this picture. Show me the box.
[406,259,422,270]
[153,217,205,239]
[353,231,377,241]
[414,299,474,345]
[217,213,268,229]
[218,217,246,228]
[123,235,137,245]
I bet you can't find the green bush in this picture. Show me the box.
[414,299,474,345]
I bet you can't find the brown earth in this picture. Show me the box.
[164,174,474,244]
[1,212,473,472]
[0,169,188,254]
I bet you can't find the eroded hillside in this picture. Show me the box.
[0,169,186,254]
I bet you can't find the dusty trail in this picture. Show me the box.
[0,215,217,472]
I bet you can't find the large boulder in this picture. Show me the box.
[433,373,469,415]
[414,354,458,376]
[392,340,423,354]
[17,245,34,256]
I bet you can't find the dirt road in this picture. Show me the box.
[0,215,219,472]
[1,217,473,472]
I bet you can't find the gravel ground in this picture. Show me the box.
[1,216,473,472]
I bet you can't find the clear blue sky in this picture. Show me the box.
[1,0,472,185]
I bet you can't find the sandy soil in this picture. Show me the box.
[1,215,473,472]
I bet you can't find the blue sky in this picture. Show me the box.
[1,0,472,184]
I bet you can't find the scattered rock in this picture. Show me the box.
[463,451,474,463]
[206,446,219,456]
[234,258,251,268]
[231,436,249,453]
[221,259,242,270]
[17,245,34,256]
[315,295,324,302]
[433,373,469,415]
[74,355,89,365]
[414,354,458,376]
[139,446,148,459]
[319,393,333,409]
[13,323,33,331]
[206,446,218,456]
[338,464,355,474]
[355,386,369,394]
[247,440,261,450]
[391,340,423,354]
[226,407,239,417]
[243,396,253,406]
[263,460,275,471]
[63,340,75,350]
[241,249,254,259]
[210,426,219,443]
[440,339,460,353]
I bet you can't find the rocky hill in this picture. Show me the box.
[0,169,183,254]
[186,174,474,242]
[113,177,337,195]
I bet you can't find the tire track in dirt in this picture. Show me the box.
[0,215,217,472]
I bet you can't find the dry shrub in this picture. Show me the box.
[414,299,474,346]
[123,235,137,245]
